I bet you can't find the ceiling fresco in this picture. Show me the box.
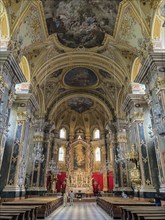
[68,97,94,113]
[64,67,98,87]
[42,0,122,48]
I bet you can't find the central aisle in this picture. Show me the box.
[46,202,113,220]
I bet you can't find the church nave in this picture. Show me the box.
[46,202,112,220]
[0,1,165,220]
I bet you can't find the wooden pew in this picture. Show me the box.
[0,216,13,220]
[2,197,63,219]
[0,210,26,220]
[120,206,165,220]
[0,205,37,220]
[130,210,165,220]
[144,217,165,220]
[97,197,155,219]
[137,213,165,220]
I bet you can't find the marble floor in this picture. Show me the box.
[45,202,113,220]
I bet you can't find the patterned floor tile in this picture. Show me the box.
[45,202,113,220]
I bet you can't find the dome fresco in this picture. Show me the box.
[42,0,122,48]
[64,67,98,87]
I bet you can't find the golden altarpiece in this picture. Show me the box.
[54,136,107,193]
[66,139,93,193]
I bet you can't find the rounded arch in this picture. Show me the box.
[34,52,128,87]
[19,56,31,82]
[0,0,10,50]
[47,93,114,122]
[151,0,165,50]
[131,57,142,82]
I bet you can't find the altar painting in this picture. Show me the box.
[74,143,86,170]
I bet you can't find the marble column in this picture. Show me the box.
[118,127,130,192]
[112,120,132,194]
[101,144,108,191]
[145,75,165,193]
[134,53,165,196]
[27,120,53,195]
[2,93,38,199]
[123,93,156,198]
[0,52,26,171]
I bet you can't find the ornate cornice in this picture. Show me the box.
[15,93,39,113]
[1,51,26,84]
[135,52,165,84]
[122,94,146,113]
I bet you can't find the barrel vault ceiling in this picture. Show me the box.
[3,0,162,129]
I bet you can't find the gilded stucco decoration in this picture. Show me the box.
[133,0,161,29]
[116,4,147,50]
[13,4,46,49]
[3,0,28,28]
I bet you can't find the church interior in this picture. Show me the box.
[0,0,165,219]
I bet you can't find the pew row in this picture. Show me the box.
[96,197,155,219]
[0,216,13,220]
[144,217,165,220]
[120,206,165,220]
[2,197,63,219]
[0,205,38,220]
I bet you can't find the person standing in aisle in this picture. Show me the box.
[69,190,74,206]
[63,192,68,207]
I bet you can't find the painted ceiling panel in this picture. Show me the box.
[12,3,47,49]
[42,0,122,48]
[64,67,98,87]
[68,97,94,113]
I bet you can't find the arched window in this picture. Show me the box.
[95,147,101,161]
[59,127,66,139]
[93,128,100,139]
[58,147,64,161]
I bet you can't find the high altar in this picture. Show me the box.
[66,139,93,193]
